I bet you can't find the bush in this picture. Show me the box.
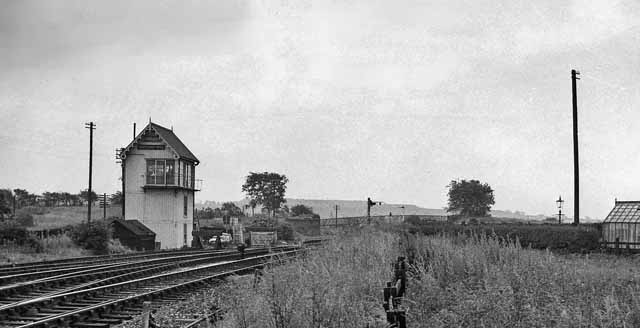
[403,221,601,252]
[15,213,34,227]
[108,238,133,254]
[0,221,31,245]
[70,220,112,254]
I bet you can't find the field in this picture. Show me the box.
[18,205,122,229]
[201,227,640,328]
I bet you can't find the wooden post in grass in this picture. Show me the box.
[142,301,151,328]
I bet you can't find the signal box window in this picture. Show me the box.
[183,195,188,216]
[146,159,174,185]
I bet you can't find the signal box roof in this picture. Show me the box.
[111,219,156,237]
[121,121,199,163]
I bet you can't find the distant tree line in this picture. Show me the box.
[196,202,245,220]
[0,188,123,216]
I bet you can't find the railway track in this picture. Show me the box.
[0,247,289,307]
[0,248,231,278]
[0,249,302,328]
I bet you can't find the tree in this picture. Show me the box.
[242,172,289,216]
[0,189,13,217]
[290,204,314,216]
[446,179,495,217]
[13,189,32,207]
[79,190,99,204]
[221,202,244,217]
[110,191,123,205]
[42,192,55,207]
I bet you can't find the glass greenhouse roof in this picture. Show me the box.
[603,201,640,223]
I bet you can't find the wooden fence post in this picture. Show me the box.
[383,256,407,328]
[142,301,151,328]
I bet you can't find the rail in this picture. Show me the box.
[0,248,275,305]
[0,249,301,327]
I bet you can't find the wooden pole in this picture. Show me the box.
[572,69,580,225]
[85,122,95,223]
[141,301,151,328]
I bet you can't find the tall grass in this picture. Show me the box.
[221,229,400,328]
[220,229,640,327]
[0,234,90,264]
[405,233,640,327]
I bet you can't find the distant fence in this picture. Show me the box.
[321,214,448,227]
[29,227,71,239]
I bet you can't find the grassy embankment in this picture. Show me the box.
[1,208,130,264]
[0,234,92,264]
[19,205,122,229]
[157,227,640,328]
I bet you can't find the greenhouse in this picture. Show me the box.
[602,200,640,249]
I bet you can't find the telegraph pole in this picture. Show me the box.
[335,204,338,228]
[572,69,580,225]
[85,122,96,223]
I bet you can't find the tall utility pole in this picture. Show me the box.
[571,69,580,225]
[335,204,338,228]
[103,193,107,219]
[85,122,96,223]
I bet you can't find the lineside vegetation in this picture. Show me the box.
[214,228,640,327]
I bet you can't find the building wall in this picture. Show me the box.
[603,223,640,249]
[123,145,193,249]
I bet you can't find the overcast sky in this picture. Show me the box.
[1,0,639,220]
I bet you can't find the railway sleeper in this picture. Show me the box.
[85,297,114,302]
[0,320,28,326]
[61,302,96,307]
[52,305,84,310]
[70,322,110,328]
[73,299,104,305]
[38,308,69,314]
[8,314,44,321]
[2,296,27,302]
[123,306,143,312]
[101,313,132,320]
[86,317,123,324]
[109,310,138,317]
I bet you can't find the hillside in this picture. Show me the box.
[196,198,550,221]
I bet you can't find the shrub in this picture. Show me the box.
[15,213,34,227]
[70,220,112,254]
[403,221,601,252]
[0,221,31,245]
[108,238,133,254]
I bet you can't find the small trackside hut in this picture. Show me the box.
[602,200,640,250]
[119,121,202,249]
[110,219,156,251]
